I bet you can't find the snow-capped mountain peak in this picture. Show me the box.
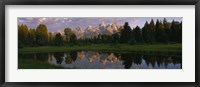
[99,22,106,27]
[73,22,122,39]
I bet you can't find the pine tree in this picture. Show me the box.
[134,26,143,43]
[148,19,156,43]
[155,20,168,43]
[120,22,135,44]
[163,18,170,42]
[142,21,151,43]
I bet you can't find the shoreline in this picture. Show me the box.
[19,44,182,55]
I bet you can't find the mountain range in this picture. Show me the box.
[73,22,122,39]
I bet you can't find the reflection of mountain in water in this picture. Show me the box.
[19,51,182,69]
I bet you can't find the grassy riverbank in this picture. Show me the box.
[19,44,182,55]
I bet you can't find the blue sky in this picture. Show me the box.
[18,17,182,32]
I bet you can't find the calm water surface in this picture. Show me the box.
[19,51,182,69]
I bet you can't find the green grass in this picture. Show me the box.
[19,44,182,55]
[18,58,64,69]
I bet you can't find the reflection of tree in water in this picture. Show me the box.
[143,55,150,66]
[143,55,153,68]
[121,53,133,69]
[53,52,64,64]
[163,57,171,68]
[171,56,182,68]
[65,56,73,64]
[69,51,77,62]
[142,55,182,68]
[172,56,182,65]
[143,55,158,68]
[20,51,182,69]
[150,57,157,68]
[35,53,49,63]
[156,56,165,67]
[133,54,142,65]
[64,51,77,64]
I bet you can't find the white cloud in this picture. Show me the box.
[68,20,72,22]
[18,20,24,23]
[39,18,47,22]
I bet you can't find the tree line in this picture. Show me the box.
[18,18,182,48]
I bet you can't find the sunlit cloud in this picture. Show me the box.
[39,18,47,22]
